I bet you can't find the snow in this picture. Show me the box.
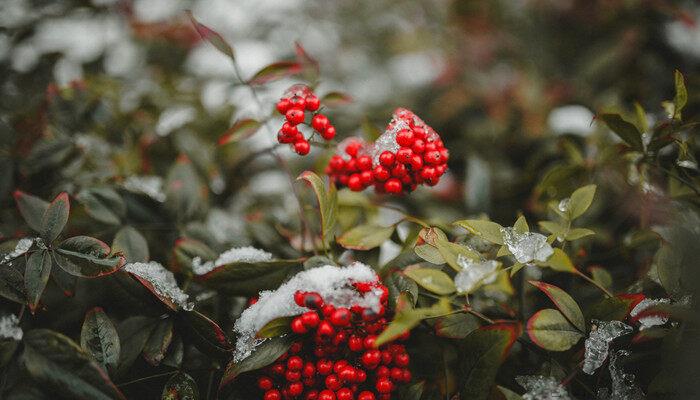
[1,237,33,264]
[371,116,407,166]
[501,227,554,264]
[516,375,571,400]
[597,350,645,400]
[630,298,670,330]
[124,262,193,311]
[122,175,166,202]
[583,320,633,375]
[192,246,273,275]
[0,314,23,341]
[558,198,570,213]
[233,262,381,362]
[547,105,595,137]
[454,254,499,294]
[155,106,197,137]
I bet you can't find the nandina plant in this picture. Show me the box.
[0,6,699,400]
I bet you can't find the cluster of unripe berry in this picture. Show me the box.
[325,108,449,195]
[276,85,336,155]
[256,282,411,400]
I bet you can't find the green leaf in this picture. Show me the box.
[435,313,480,339]
[41,192,70,242]
[80,307,121,371]
[404,268,456,295]
[526,309,583,351]
[116,316,157,376]
[337,224,394,250]
[257,316,294,338]
[673,69,687,120]
[568,184,596,219]
[112,226,149,263]
[198,259,302,296]
[162,372,199,400]
[186,11,235,60]
[420,227,480,270]
[514,215,529,233]
[386,273,419,307]
[565,228,595,240]
[453,219,504,245]
[218,119,261,145]
[77,188,125,226]
[165,156,207,222]
[176,310,232,359]
[249,61,302,85]
[459,323,520,400]
[538,221,566,238]
[13,190,49,233]
[25,250,52,313]
[541,248,576,273]
[376,296,450,346]
[298,171,337,247]
[634,102,649,133]
[598,114,644,151]
[220,336,293,387]
[0,258,26,303]
[321,91,353,107]
[529,281,585,332]
[173,238,216,271]
[589,266,613,292]
[55,236,126,277]
[400,381,426,400]
[414,244,444,264]
[23,329,125,400]
[143,318,174,366]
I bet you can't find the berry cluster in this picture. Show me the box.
[256,282,411,400]
[326,108,448,195]
[276,85,336,155]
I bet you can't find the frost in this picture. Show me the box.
[371,108,439,166]
[122,175,166,202]
[454,254,499,294]
[0,314,22,341]
[124,262,193,311]
[558,198,571,213]
[192,246,273,275]
[583,320,633,375]
[501,227,554,264]
[1,237,33,264]
[516,375,572,400]
[206,209,247,244]
[597,350,645,400]
[630,298,670,330]
[233,263,381,362]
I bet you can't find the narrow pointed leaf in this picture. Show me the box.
[529,281,585,332]
[453,219,504,245]
[249,61,302,85]
[298,171,337,247]
[25,250,52,312]
[56,236,126,277]
[41,192,70,242]
[337,224,394,250]
[220,336,293,388]
[404,268,456,295]
[186,11,235,60]
[218,119,261,145]
[143,318,174,366]
[13,190,48,233]
[598,114,644,151]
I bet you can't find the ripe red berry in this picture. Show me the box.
[348,336,364,352]
[379,151,395,167]
[321,304,335,318]
[360,170,374,186]
[294,140,311,155]
[294,291,307,307]
[390,367,403,381]
[289,96,306,109]
[396,147,413,164]
[322,126,336,140]
[305,391,319,400]
[329,155,345,171]
[325,374,341,390]
[278,130,294,144]
[271,362,285,375]
[332,331,347,346]
[361,350,381,368]
[339,366,356,382]
[287,356,303,371]
[356,369,367,383]
[376,365,390,378]
[425,150,441,165]
[347,174,363,192]
[312,114,329,131]
[381,351,393,365]
[396,129,414,147]
[317,320,335,337]
[318,390,336,400]
[384,178,402,194]
[304,293,324,309]
[317,359,333,375]
[363,336,377,349]
[411,139,425,154]
[336,388,353,400]
[276,99,291,114]
[291,317,307,334]
[305,95,320,111]
[391,163,407,178]
[376,377,393,394]
[402,369,412,382]
[420,167,436,181]
[303,362,316,378]
[394,353,410,367]
[286,108,305,125]
[373,165,390,181]
[356,155,372,171]
[264,389,282,400]
[258,376,273,390]
[301,311,320,328]
[358,391,376,400]
[409,154,423,170]
[286,370,301,382]
[330,308,351,326]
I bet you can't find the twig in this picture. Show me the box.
[116,371,177,387]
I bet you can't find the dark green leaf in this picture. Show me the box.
[22,329,125,400]
[220,336,293,388]
[143,318,174,366]
[25,250,52,313]
[0,257,26,303]
[56,236,125,277]
[598,114,644,151]
[77,188,125,226]
[13,190,48,233]
[176,310,232,359]
[41,192,70,242]
[435,313,480,339]
[80,307,120,371]
[672,69,687,120]
[116,316,157,376]
[165,156,207,222]
[162,372,198,400]
[112,226,149,263]
[198,259,302,296]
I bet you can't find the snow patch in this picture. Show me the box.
[192,246,273,275]
[630,298,670,330]
[122,175,166,202]
[1,238,34,264]
[516,375,572,400]
[454,254,499,294]
[501,227,554,264]
[124,262,193,311]
[0,314,22,341]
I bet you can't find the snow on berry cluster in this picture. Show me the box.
[233,263,411,400]
[326,108,449,195]
[276,85,336,156]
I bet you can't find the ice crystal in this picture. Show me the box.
[583,320,633,375]
[630,298,670,330]
[124,262,193,311]
[0,314,23,341]
[233,263,381,362]
[123,175,166,202]
[371,117,406,165]
[501,227,554,264]
[558,198,571,213]
[597,350,645,400]
[516,375,572,400]
[192,246,273,275]
[454,254,499,294]
[1,237,33,264]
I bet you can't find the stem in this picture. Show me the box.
[575,269,613,298]
[116,371,177,387]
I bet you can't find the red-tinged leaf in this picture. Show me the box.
[197,259,303,296]
[176,310,232,359]
[529,281,586,332]
[248,61,302,85]
[41,192,70,242]
[618,293,646,315]
[526,309,583,351]
[162,372,198,400]
[55,236,125,278]
[142,318,174,366]
[127,272,178,311]
[25,250,52,313]
[218,119,261,145]
[186,10,235,60]
[321,91,353,107]
[13,190,48,233]
[295,41,319,74]
[479,322,521,361]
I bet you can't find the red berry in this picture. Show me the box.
[317,359,333,375]
[348,336,364,352]
[376,365,390,378]
[376,377,393,394]
[304,293,324,309]
[312,114,329,131]
[411,139,425,154]
[439,148,449,162]
[361,350,381,368]
[317,321,335,337]
[347,174,363,192]
[303,362,316,378]
[276,99,291,114]
[330,308,351,327]
[271,362,285,375]
[265,389,282,400]
[420,167,436,181]
[286,370,301,382]
[294,140,310,155]
[425,150,441,165]
[289,382,304,396]
[306,95,320,111]
[286,108,305,125]
[287,356,303,371]
[258,376,273,390]
[424,142,437,152]
[325,374,341,390]
[345,142,362,157]
[301,311,321,328]
[289,96,306,109]
[402,369,412,382]
[278,130,294,144]
[329,155,345,171]
[409,154,423,170]
[390,367,403,381]
[333,331,348,346]
[294,291,307,306]
[373,165,390,181]
[396,129,414,147]
[321,304,335,318]
[336,388,353,400]
[358,391,375,400]
[333,360,348,374]
[360,170,374,186]
[356,155,372,171]
[379,151,395,167]
[391,163,407,178]
[356,369,367,383]
[384,179,402,194]
[322,126,336,140]
[381,351,393,365]
[339,367,356,382]
[318,390,336,400]
[394,353,410,367]
[291,317,307,334]
[363,336,377,349]
[396,147,413,164]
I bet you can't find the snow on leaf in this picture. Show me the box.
[630,298,670,330]
[1,237,34,264]
[501,227,554,264]
[124,262,193,311]
[454,254,499,294]
[583,320,633,375]
[122,176,166,202]
[233,263,381,362]
[516,375,572,400]
[597,350,645,400]
[192,246,273,275]
[0,314,23,341]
